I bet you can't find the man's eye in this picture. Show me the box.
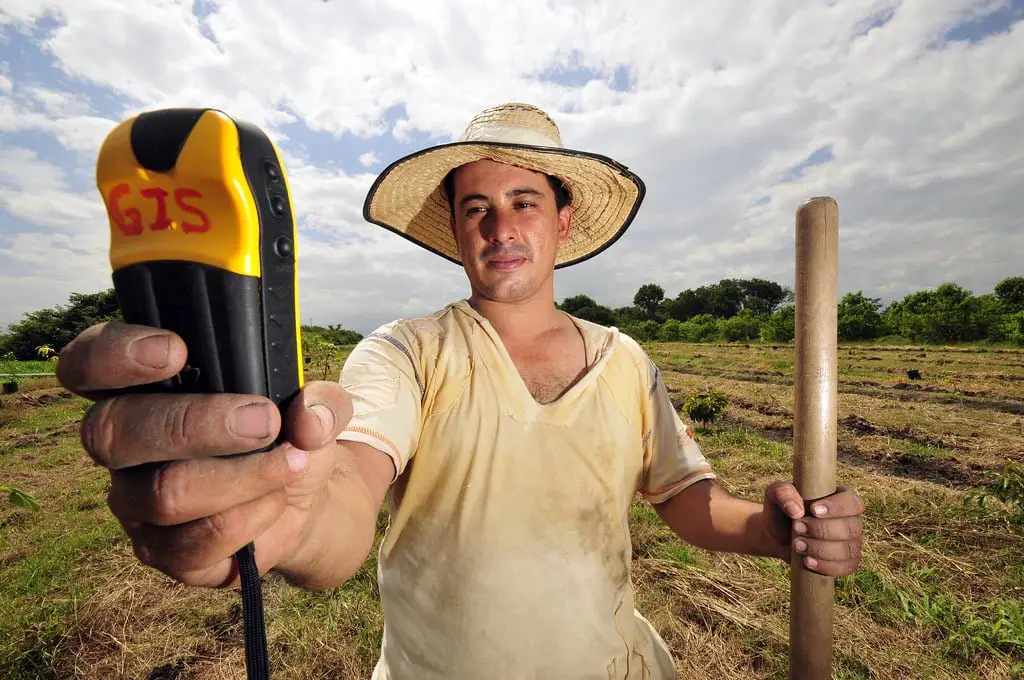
[515,202,535,209]
[466,206,487,216]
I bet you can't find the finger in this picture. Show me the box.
[284,380,354,452]
[766,481,805,519]
[800,555,861,578]
[127,489,287,586]
[792,535,862,563]
[57,322,187,398]
[82,393,280,469]
[792,515,862,541]
[108,443,304,526]
[805,486,865,519]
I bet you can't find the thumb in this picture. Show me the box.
[765,481,805,520]
[283,380,354,452]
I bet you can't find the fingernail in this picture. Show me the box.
[813,505,828,516]
[784,502,801,517]
[230,403,271,439]
[805,557,819,569]
[794,521,807,535]
[131,335,170,368]
[794,539,807,553]
[309,404,335,438]
[286,448,309,472]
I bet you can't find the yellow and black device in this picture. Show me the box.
[96,107,304,680]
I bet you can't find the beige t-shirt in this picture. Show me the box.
[337,300,716,680]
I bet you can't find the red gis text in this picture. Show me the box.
[106,183,212,236]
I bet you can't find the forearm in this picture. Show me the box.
[654,479,787,560]
[272,447,382,589]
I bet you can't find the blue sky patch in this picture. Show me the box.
[539,62,603,88]
[192,0,224,51]
[536,48,631,91]
[1,15,136,117]
[942,0,1022,45]
[780,145,835,183]
[611,65,632,92]
[277,103,449,174]
[853,7,897,38]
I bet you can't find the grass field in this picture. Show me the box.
[1,360,58,377]
[1,343,1023,679]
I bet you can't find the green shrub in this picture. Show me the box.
[682,389,729,425]
[622,320,662,343]
[1,485,40,511]
[965,462,1024,525]
[678,314,718,342]
[1004,311,1024,346]
[302,324,362,347]
[717,310,761,342]
[760,305,795,342]
[658,319,684,342]
[2,289,120,359]
[302,338,342,381]
[838,292,885,340]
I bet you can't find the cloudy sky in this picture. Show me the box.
[1,0,1022,335]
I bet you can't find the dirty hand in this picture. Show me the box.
[762,482,865,577]
[56,321,353,588]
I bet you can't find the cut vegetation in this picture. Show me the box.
[2,343,1022,679]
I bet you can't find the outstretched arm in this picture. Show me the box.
[653,478,864,577]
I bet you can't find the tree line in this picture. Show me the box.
[558,276,1024,345]
[0,288,364,361]
[2,276,1022,361]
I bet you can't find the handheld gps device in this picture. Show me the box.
[96,107,304,680]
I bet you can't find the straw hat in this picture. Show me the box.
[362,102,646,269]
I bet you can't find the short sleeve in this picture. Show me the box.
[639,357,717,504]
[336,327,423,482]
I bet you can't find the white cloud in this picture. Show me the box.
[0,0,1022,332]
[0,147,106,233]
[0,145,112,329]
[24,85,89,116]
[0,71,118,154]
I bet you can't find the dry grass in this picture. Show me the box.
[2,343,1023,679]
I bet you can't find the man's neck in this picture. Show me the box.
[467,292,564,342]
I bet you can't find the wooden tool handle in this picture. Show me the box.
[790,196,839,680]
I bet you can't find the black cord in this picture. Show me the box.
[236,542,270,679]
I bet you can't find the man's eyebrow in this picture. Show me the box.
[507,187,544,198]
[457,193,489,207]
[457,187,544,207]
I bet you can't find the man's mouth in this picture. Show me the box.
[486,256,526,271]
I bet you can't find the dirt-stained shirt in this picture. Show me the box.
[337,299,716,680]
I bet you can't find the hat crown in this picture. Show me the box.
[457,102,563,148]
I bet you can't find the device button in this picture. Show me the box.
[264,161,282,183]
[270,195,287,216]
[274,235,293,259]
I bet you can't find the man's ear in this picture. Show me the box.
[557,204,573,244]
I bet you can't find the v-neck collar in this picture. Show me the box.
[450,299,619,422]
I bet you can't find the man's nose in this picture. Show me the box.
[482,207,518,243]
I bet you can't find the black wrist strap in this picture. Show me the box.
[236,542,270,679]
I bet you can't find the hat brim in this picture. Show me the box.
[362,141,646,269]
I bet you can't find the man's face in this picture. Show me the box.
[448,159,572,303]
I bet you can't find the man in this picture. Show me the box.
[57,102,864,679]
